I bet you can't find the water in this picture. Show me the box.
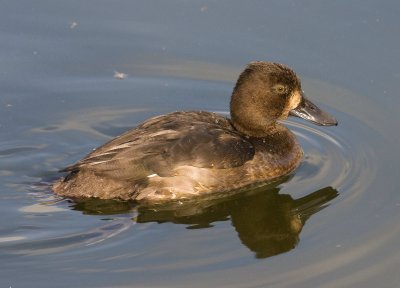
[1,1,400,287]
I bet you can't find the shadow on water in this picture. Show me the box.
[72,182,338,259]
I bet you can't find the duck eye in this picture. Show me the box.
[274,84,287,94]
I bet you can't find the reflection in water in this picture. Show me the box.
[73,183,338,259]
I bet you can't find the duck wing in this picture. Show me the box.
[61,111,255,180]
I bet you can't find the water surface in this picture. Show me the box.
[1,1,399,287]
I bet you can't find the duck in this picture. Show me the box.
[53,61,337,202]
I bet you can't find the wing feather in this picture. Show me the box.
[61,111,255,181]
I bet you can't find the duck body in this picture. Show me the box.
[53,111,302,201]
[53,62,337,202]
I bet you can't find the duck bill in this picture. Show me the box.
[289,94,338,126]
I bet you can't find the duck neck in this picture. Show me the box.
[230,91,279,137]
[230,113,279,138]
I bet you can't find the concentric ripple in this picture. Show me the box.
[284,114,378,203]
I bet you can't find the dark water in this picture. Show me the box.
[1,1,400,287]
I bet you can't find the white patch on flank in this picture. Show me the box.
[147,173,158,178]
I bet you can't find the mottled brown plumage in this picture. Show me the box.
[53,62,337,201]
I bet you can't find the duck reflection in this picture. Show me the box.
[72,184,338,259]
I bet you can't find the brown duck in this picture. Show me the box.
[53,62,337,201]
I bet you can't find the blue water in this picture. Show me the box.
[1,1,400,287]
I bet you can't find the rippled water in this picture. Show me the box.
[1,1,400,288]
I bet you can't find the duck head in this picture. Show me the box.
[230,61,337,137]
